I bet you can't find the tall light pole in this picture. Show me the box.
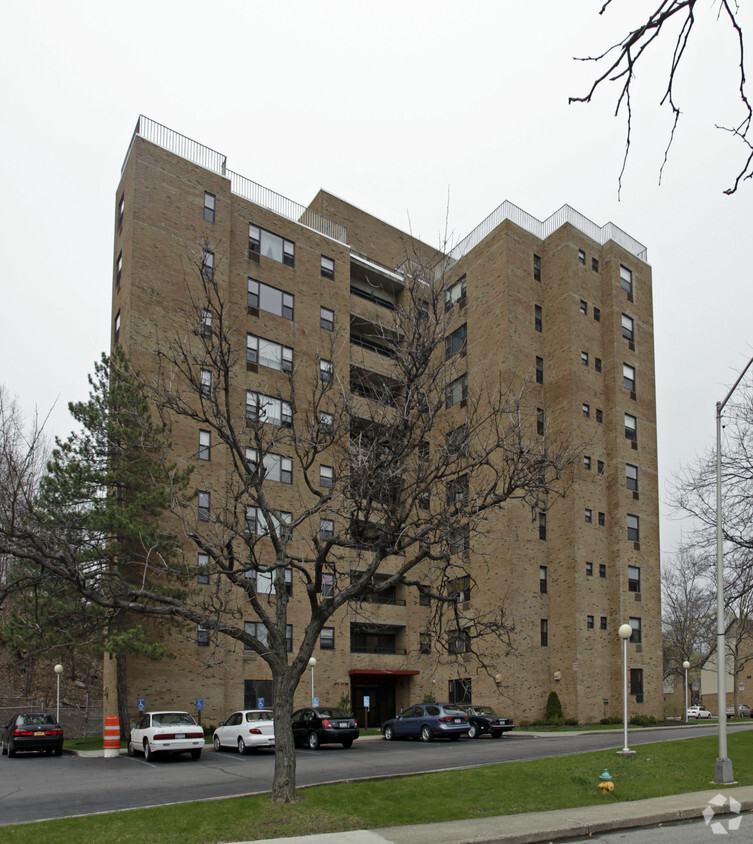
[714,354,753,784]
[54,664,63,723]
[618,624,635,757]
[308,657,316,706]
[683,660,690,724]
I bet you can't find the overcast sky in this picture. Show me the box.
[3,1,752,561]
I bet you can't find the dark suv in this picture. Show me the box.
[381,703,470,742]
[291,707,359,749]
[460,705,514,738]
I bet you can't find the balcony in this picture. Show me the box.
[350,623,406,655]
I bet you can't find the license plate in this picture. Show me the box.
[338,722,348,728]
[453,718,461,723]
[34,731,44,735]
[175,733,185,739]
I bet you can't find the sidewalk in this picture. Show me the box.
[245,785,753,844]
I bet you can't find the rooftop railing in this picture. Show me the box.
[123,116,347,244]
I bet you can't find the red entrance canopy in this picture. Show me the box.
[348,669,420,676]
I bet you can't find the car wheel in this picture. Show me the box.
[144,740,154,762]
[53,746,62,757]
[341,739,353,749]
[1,739,6,756]
[7,741,15,758]
[190,749,202,760]
[307,731,320,750]
[213,735,222,752]
[491,731,503,739]
[420,725,433,743]
[384,725,394,741]
[468,724,478,739]
[127,741,136,757]
[238,737,247,755]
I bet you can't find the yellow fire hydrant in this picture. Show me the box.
[598,769,614,793]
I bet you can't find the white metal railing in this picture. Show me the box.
[447,200,648,267]
[123,116,347,244]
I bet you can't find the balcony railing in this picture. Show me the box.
[350,335,396,358]
[350,286,396,311]
[350,645,407,655]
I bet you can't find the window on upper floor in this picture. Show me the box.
[320,307,334,331]
[446,374,468,408]
[116,252,122,286]
[536,356,544,384]
[629,565,641,593]
[625,413,637,442]
[448,575,471,603]
[446,424,469,456]
[200,308,213,339]
[200,369,212,399]
[592,257,599,272]
[540,619,549,647]
[623,363,636,393]
[449,528,470,554]
[596,408,603,423]
[539,565,548,594]
[246,334,294,373]
[630,667,644,697]
[582,403,590,418]
[586,562,593,576]
[202,250,214,280]
[197,552,209,585]
[118,194,125,228]
[578,249,586,265]
[447,474,469,504]
[599,563,606,578]
[533,254,541,281]
[600,616,608,630]
[535,304,543,332]
[627,513,640,542]
[320,465,334,488]
[537,408,545,434]
[320,518,334,540]
[319,358,334,384]
[621,265,633,295]
[198,491,210,522]
[584,455,591,470]
[598,511,605,526]
[445,275,467,311]
[595,358,602,372]
[587,615,594,629]
[585,508,592,524]
[248,224,295,267]
[419,632,432,655]
[197,625,209,647]
[629,616,642,644]
[321,255,334,280]
[319,411,334,432]
[626,463,638,491]
[246,392,293,427]
[445,324,467,359]
[114,311,121,345]
[448,629,471,655]
[581,351,589,366]
[597,460,605,474]
[539,512,547,540]
[320,627,335,650]
[247,278,294,320]
[203,191,216,223]
[593,307,601,321]
[199,429,211,461]
[622,313,634,342]
[580,300,587,315]
[246,449,293,484]
[247,567,293,596]
[245,507,292,539]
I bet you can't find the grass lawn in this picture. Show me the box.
[5,729,753,844]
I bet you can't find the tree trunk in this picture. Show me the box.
[271,668,299,803]
[116,652,130,745]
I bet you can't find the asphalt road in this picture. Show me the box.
[1,723,751,826]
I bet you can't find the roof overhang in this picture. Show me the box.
[348,669,420,676]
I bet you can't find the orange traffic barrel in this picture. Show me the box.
[103,715,120,758]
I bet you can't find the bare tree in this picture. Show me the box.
[571,1,752,194]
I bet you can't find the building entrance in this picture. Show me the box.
[349,669,419,728]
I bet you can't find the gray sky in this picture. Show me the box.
[2,0,752,561]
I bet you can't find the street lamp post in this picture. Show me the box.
[308,657,316,706]
[618,624,636,757]
[54,664,63,723]
[714,354,753,784]
[683,660,690,724]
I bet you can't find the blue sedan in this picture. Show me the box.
[381,703,470,742]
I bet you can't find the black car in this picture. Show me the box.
[291,707,359,749]
[460,705,514,738]
[1,713,64,757]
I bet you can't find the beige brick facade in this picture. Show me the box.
[107,118,661,729]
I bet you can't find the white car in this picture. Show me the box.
[213,709,275,754]
[128,711,205,761]
[687,705,712,719]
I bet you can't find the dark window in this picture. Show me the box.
[600,616,608,630]
[586,562,593,576]
[599,564,606,578]
[629,617,642,644]
[578,249,586,265]
[627,514,639,542]
[625,413,637,441]
[114,311,120,344]
[448,575,471,603]
[116,252,122,286]
[197,552,209,584]
[628,565,641,593]
[596,409,603,424]
[623,364,636,392]
[584,455,591,470]
[445,324,468,359]
[447,474,469,504]
[540,619,548,647]
[587,615,594,629]
[535,305,543,332]
[449,529,470,554]
[598,512,605,526]
[449,677,472,704]
[321,256,335,279]
[198,491,210,522]
[536,356,544,384]
[593,307,601,321]
[320,307,334,331]
[446,374,468,408]
[533,254,541,281]
[621,265,633,296]
[622,314,634,341]
[630,668,644,697]
[197,625,209,647]
[597,460,605,475]
[202,250,214,280]
[595,357,602,372]
[419,632,432,654]
[538,512,547,540]
[118,194,125,228]
[320,627,335,649]
[585,508,592,524]
[248,224,295,267]
[626,463,638,491]
[592,257,599,272]
[203,192,216,223]
[580,300,587,315]
[199,430,211,461]
[539,566,548,594]
[244,679,274,709]
[537,408,545,435]
[448,630,471,655]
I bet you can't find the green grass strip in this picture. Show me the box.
[4,730,752,844]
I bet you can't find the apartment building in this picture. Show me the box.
[106,116,661,727]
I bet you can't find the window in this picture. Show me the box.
[320,465,334,488]
[246,449,293,484]
[114,311,120,344]
[584,455,591,470]
[622,314,634,342]
[199,430,211,461]
[625,413,637,441]
[599,563,606,578]
[620,265,633,295]
[289,625,295,653]
[597,460,605,474]
[446,425,469,456]
[595,358,602,372]
[419,591,431,606]
[245,507,292,538]
[600,616,608,630]
[592,257,599,272]
[419,632,432,655]
[626,463,638,491]
[118,194,125,228]
[536,356,544,384]
[245,621,268,648]
[200,369,212,399]
[447,474,469,504]
[448,677,472,704]
[627,514,640,542]
[578,249,586,265]
[319,359,334,383]
[446,374,468,408]
[321,573,334,597]
[203,191,216,223]
[540,619,548,647]
[582,403,590,418]
[533,254,541,281]
[537,408,545,434]
[247,278,295,320]
[247,567,293,597]
[623,363,636,392]
[320,306,334,331]
[628,565,641,593]
[320,627,335,649]
[581,351,589,366]
[319,411,334,432]
[596,409,603,424]
[248,224,295,267]
[448,629,471,654]
[197,552,209,585]
[585,508,592,524]
[598,512,605,526]
[321,255,335,280]
[579,300,587,315]
[587,615,594,629]
[202,250,214,280]
[538,512,547,540]
[630,668,644,697]
[449,528,470,554]
[629,616,642,644]
[593,307,601,322]
[246,392,293,427]
[448,575,471,603]
[586,562,593,576]
[200,308,213,338]
[445,276,466,311]
[197,625,209,647]
[445,324,468,358]
[198,491,210,522]
[535,305,543,332]
[116,252,122,286]
[539,566,548,594]
[246,335,294,373]
[320,518,334,540]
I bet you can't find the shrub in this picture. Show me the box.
[422,691,437,704]
[545,691,563,723]
[600,716,622,725]
[629,714,658,727]
[337,692,352,715]
[564,718,579,726]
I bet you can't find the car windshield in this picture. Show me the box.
[442,707,466,716]
[246,712,273,721]
[17,714,56,726]
[152,713,196,726]
[472,706,499,716]
[318,708,350,719]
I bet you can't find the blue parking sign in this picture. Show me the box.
[258,698,265,708]
[137,698,146,712]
